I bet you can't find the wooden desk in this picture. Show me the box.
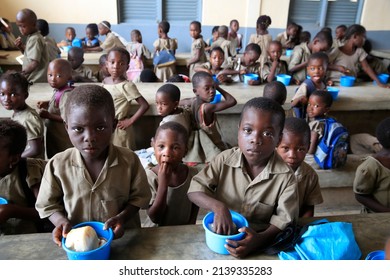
[0,213,388,260]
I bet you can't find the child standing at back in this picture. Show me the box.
[126,29,151,82]
[228,19,243,53]
[275,22,300,54]
[102,47,149,151]
[248,15,272,68]
[0,71,44,158]
[188,97,298,258]
[186,21,207,80]
[36,19,61,62]
[14,9,49,83]
[277,117,323,217]
[261,40,288,83]
[37,59,74,158]
[144,122,199,227]
[35,85,151,246]
[153,20,178,82]
[205,25,219,52]
[67,47,98,82]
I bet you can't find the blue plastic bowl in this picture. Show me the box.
[243,73,259,84]
[62,46,72,52]
[374,73,390,85]
[210,92,222,104]
[0,197,8,204]
[202,210,249,255]
[365,250,385,260]
[340,76,356,87]
[285,49,293,56]
[212,74,218,83]
[327,87,340,100]
[276,74,292,86]
[62,221,114,260]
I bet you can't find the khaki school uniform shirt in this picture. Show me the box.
[210,37,237,61]
[227,57,260,82]
[295,161,323,209]
[288,42,311,83]
[36,145,151,227]
[327,47,368,81]
[101,32,126,50]
[23,31,49,83]
[72,65,98,82]
[261,57,288,82]
[188,148,299,231]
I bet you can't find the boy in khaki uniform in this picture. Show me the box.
[188,97,298,258]
[35,85,151,246]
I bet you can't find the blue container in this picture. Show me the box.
[374,73,390,85]
[285,49,293,56]
[212,74,218,83]
[62,221,114,260]
[0,197,8,204]
[276,74,292,86]
[210,92,222,104]
[340,76,356,87]
[71,38,83,48]
[365,250,385,260]
[327,87,340,100]
[243,73,259,84]
[202,210,248,255]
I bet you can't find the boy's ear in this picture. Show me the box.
[192,88,198,95]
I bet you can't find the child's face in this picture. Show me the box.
[287,26,299,38]
[67,53,83,70]
[311,40,330,53]
[66,29,76,41]
[353,33,366,48]
[98,23,109,36]
[238,108,282,167]
[106,51,128,79]
[152,128,187,167]
[230,21,239,32]
[16,17,36,36]
[131,31,141,43]
[193,76,217,103]
[47,61,71,89]
[335,28,345,40]
[155,91,179,117]
[212,30,218,40]
[306,58,326,83]
[86,27,96,40]
[209,50,224,70]
[243,50,260,66]
[0,80,27,111]
[307,95,330,119]
[267,43,282,61]
[189,23,201,39]
[65,105,116,161]
[276,130,309,171]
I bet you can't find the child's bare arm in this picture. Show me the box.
[179,97,194,107]
[104,204,140,239]
[49,212,72,246]
[267,60,279,83]
[194,65,211,74]
[22,138,44,158]
[355,193,390,212]
[39,109,64,122]
[211,85,237,111]
[117,96,149,130]
[187,48,201,68]
[37,100,49,109]
[21,59,39,76]
[308,131,319,154]
[147,164,170,224]
[300,204,314,217]
[361,59,390,88]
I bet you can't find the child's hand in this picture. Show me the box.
[247,79,258,86]
[14,36,23,49]
[158,162,171,189]
[36,101,49,109]
[293,78,301,85]
[299,96,308,105]
[52,221,72,247]
[117,119,133,130]
[38,109,51,119]
[217,74,228,83]
[0,54,9,59]
[212,207,235,235]
[104,216,125,239]
[239,69,247,75]
[225,227,260,258]
[327,79,334,86]
[338,66,351,74]
[376,82,390,89]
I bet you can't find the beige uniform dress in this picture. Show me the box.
[159,107,192,133]
[143,166,199,227]
[288,42,311,83]
[327,47,368,81]
[188,149,299,232]
[353,156,390,213]
[0,158,47,234]
[44,36,60,61]
[12,105,45,159]
[153,38,178,82]
[189,38,207,80]
[261,57,288,82]
[36,145,151,228]
[72,65,98,82]
[102,81,143,150]
[22,31,49,83]
[100,32,126,50]
[248,33,272,68]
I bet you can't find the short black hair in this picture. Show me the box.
[263,81,287,105]
[36,19,49,36]
[336,24,347,31]
[308,52,329,67]
[210,46,224,57]
[190,21,201,31]
[313,31,333,49]
[140,69,158,82]
[310,90,333,108]
[86,23,99,36]
[159,20,170,34]
[68,46,84,59]
[65,84,115,122]
[107,47,130,65]
[283,117,311,146]
[99,53,107,65]
[192,71,212,89]
[0,119,27,155]
[157,83,181,102]
[321,27,332,34]
[230,19,239,26]
[211,26,219,34]
[66,26,75,33]
[344,24,366,40]
[256,15,272,29]
[155,121,189,144]
[300,31,311,43]
[376,117,390,149]
[240,97,285,134]
[245,43,261,55]
[0,70,31,95]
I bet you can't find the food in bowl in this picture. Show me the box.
[65,225,106,252]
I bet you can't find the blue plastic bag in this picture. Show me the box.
[153,50,176,68]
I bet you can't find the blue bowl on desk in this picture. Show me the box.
[374,73,389,85]
[285,49,293,57]
[276,74,292,86]
[0,197,8,204]
[210,92,222,104]
[243,73,259,84]
[327,87,340,100]
[365,250,385,260]
[340,76,356,87]
[202,210,248,255]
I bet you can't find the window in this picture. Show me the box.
[118,0,202,23]
[288,0,364,29]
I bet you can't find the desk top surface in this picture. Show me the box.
[0,213,388,260]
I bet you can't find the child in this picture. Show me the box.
[353,117,390,213]
[67,46,98,82]
[181,72,237,165]
[333,24,347,48]
[35,84,151,246]
[36,59,74,158]
[82,23,100,50]
[261,40,288,83]
[0,18,18,50]
[300,31,311,45]
[186,21,207,80]
[291,52,329,119]
[0,71,44,159]
[228,19,243,53]
[188,97,299,258]
[205,25,219,51]
[263,80,287,106]
[288,31,332,85]
[138,68,160,83]
[87,21,126,53]
[126,29,152,82]
[153,20,178,82]
[327,24,389,88]
[14,9,49,83]
[228,43,262,84]
[36,19,61,62]
[0,119,47,234]
[210,25,236,64]
[248,15,272,68]
[275,22,300,54]
[56,27,76,48]
[306,90,333,154]
[144,122,199,227]
[102,47,150,150]
[276,117,323,217]
[96,53,109,82]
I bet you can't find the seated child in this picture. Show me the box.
[188,97,299,258]
[0,18,18,50]
[228,19,243,53]
[126,29,152,82]
[291,52,329,119]
[300,31,311,44]
[288,30,332,85]
[180,72,237,165]
[88,21,126,52]
[261,40,288,83]
[357,39,389,82]
[263,80,287,106]
[333,24,347,49]
[228,43,262,84]
[210,25,236,64]
[205,25,219,52]
[275,22,300,54]
[187,21,207,80]
[248,15,272,67]
[0,71,45,158]
[96,53,109,82]
[353,117,390,213]
[82,23,100,50]
[56,27,76,48]
[276,117,323,217]
[67,46,98,82]
[36,19,61,62]
[35,84,151,246]
[0,119,47,235]
[144,122,199,227]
